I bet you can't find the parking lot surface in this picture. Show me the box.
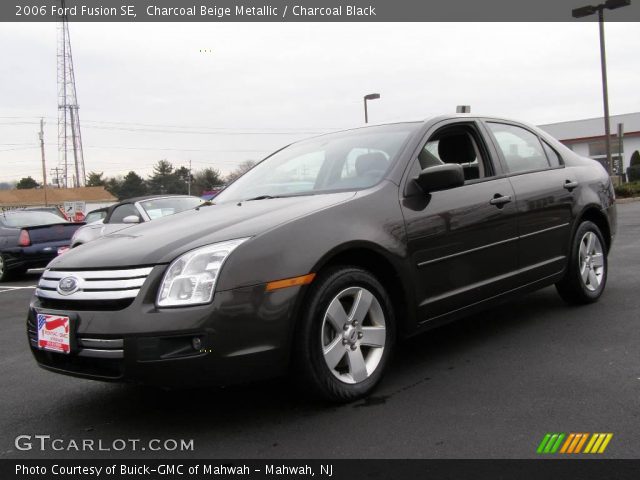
[1,202,639,459]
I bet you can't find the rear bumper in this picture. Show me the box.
[27,268,303,387]
[3,241,70,271]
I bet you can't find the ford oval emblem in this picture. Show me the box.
[57,276,80,296]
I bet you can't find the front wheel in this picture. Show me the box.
[556,221,608,304]
[293,266,396,402]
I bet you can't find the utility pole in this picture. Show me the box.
[39,118,49,206]
[51,167,63,188]
[188,159,192,195]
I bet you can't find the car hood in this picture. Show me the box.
[47,192,355,269]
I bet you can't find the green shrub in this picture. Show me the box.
[628,165,640,182]
[615,181,640,198]
[631,150,640,167]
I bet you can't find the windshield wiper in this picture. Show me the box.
[243,195,281,201]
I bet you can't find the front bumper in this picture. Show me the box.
[27,266,303,387]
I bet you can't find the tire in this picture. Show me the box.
[293,266,396,402]
[555,221,608,304]
[0,254,25,282]
[0,254,11,282]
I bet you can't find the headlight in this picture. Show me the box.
[156,238,249,307]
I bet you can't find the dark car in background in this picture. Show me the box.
[0,210,83,281]
[28,115,616,401]
[70,195,204,248]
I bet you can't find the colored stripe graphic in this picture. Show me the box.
[537,433,565,454]
[539,433,613,454]
[584,433,613,454]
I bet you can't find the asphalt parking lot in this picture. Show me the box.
[1,201,639,460]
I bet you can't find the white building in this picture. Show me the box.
[539,112,640,177]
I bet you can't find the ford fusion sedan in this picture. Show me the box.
[28,115,616,401]
[70,195,203,248]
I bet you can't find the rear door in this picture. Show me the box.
[483,121,575,284]
[400,119,519,322]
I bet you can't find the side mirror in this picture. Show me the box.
[414,164,465,193]
[122,215,141,224]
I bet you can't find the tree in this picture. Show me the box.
[147,159,181,194]
[192,168,224,196]
[174,166,191,195]
[119,171,148,199]
[16,176,39,189]
[226,160,257,183]
[627,150,640,182]
[86,171,106,187]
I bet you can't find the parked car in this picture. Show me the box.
[28,115,616,401]
[70,195,204,248]
[0,210,83,281]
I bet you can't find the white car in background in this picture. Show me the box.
[70,195,204,248]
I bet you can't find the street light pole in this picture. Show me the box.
[598,8,613,175]
[363,93,380,123]
[572,0,631,177]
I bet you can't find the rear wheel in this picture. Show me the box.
[293,266,395,402]
[556,221,608,304]
[0,254,6,282]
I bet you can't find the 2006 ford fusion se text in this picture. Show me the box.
[27,115,616,402]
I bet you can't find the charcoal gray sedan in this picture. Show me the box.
[28,115,616,401]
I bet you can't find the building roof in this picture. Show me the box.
[539,112,640,142]
[0,186,116,207]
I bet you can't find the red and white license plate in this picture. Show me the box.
[37,314,70,354]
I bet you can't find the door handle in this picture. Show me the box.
[489,194,512,207]
[564,180,578,191]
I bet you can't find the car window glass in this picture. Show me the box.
[0,211,66,227]
[542,141,563,167]
[417,127,486,182]
[487,123,550,173]
[109,204,139,223]
[140,197,203,220]
[214,123,416,203]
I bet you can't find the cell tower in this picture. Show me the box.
[57,0,86,188]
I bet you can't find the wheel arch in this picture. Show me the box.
[305,241,415,337]
[575,205,612,253]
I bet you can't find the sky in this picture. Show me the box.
[1,21,639,185]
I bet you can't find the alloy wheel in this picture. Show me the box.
[579,231,604,292]
[321,286,386,384]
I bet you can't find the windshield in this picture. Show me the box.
[215,123,418,203]
[1,211,68,227]
[139,197,204,220]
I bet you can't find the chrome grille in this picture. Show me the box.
[36,267,153,301]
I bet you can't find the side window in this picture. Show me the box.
[417,126,488,182]
[109,204,139,223]
[487,123,550,174]
[542,141,563,167]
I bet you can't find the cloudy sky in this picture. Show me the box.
[1,21,639,184]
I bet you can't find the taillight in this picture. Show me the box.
[18,229,31,247]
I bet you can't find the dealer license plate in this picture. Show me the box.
[37,314,71,354]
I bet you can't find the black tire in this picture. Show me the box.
[556,221,608,304]
[0,254,12,283]
[293,266,396,402]
[0,254,26,282]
